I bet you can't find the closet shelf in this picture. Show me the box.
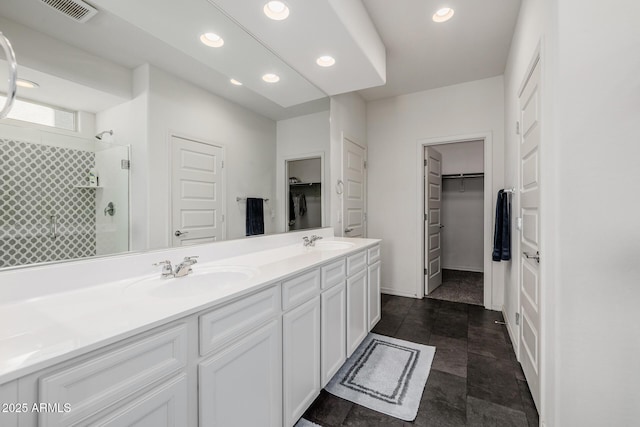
[442,173,484,179]
[289,182,321,186]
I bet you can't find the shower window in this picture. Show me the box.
[0,95,76,131]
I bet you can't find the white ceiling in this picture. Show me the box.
[0,0,330,120]
[359,0,522,101]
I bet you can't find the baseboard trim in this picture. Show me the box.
[381,287,419,299]
[502,306,520,360]
[442,265,484,273]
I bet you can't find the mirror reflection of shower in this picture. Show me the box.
[95,130,113,140]
[0,125,130,268]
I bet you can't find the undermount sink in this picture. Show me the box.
[124,265,258,299]
[311,241,355,251]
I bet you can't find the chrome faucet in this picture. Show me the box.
[174,256,199,277]
[303,235,323,247]
[153,260,175,279]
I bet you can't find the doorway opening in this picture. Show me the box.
[425,141,485,306]
[286,156,323,232]
[417,133,493,309]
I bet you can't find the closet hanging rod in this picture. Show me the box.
[236,197,269,202]
[442,173,484,179]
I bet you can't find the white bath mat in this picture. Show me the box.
[325,333,436,421]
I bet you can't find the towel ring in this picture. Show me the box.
[0,32,18,119]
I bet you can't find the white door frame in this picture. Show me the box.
[415,132,493,309]
[168,131,227,244]
[282,152,326,231]
[341,134,367,237]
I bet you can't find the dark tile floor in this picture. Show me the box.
[302,295,539,427]
[428,270,484,306]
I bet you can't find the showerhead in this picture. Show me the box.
[95,130,113,140]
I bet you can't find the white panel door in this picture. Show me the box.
[199,319,282,427]
[320,282,346,387]
[346,269,368,357]
[170,135,224,247]
[519,59,541,410]
[342,137,366,237]
[283,296,321,427]
[425,147,443,294]
[367,260,381,330]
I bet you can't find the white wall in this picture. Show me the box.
[551,0,640,425]
[145,66,277,247]
[367,76,504,303]
[435,140,484,174]
[434,141,485,272]
[276,111,330,232]
[329,93,367,237]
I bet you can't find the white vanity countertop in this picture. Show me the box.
[0,237,380,384]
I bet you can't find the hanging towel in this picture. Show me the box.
[299,194,307,217]
[492,190,511,261]
[246,198,265,236]
[289,191,296,223]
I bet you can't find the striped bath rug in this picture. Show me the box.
[325,333,436,421]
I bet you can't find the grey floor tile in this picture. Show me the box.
[341,403,405,426]
[466,396,528,427]
[430,346,467,378]
[432,312,468,340]
[429,334,467,352]
[383,296,416,314]
[517,380,539,427]
[411,399,466,427]
[304,390,353,427]
[467,353,523,412]
[372,312,405,336]
[423,370,467,410]
[468,325,512,361]
[395,318,432,345]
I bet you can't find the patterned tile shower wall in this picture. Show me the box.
[0,138,97,267]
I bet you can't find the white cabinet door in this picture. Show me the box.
[321,282,346,387]
[283,296,321,427]
[346,269,368,357]
[88,375,187,427]
[368,261,381,331]
[199,319,282,427]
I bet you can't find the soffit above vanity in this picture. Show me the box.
[210,0,387,95]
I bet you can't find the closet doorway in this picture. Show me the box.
[419,138,491,307]
[285,156,324,231]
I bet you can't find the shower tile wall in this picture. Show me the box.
[0,138,97,267]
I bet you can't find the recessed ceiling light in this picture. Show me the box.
[264,1,289,20]
[262,73,280,83]
[200,32,224,48]
[316,55,336,67]
[432,7,455,23]
[16,79,39,89]
[230,78,243,86]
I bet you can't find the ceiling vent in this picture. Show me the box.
[40,0,98,23]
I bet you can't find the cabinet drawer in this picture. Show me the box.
[347,250,367,276]
[367,245,381,264]
[321,258,346,290]
[200,285,280,356]
[39,324,187,427]
[282,269,321,311]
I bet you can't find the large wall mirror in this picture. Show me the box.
[0,0,332,269]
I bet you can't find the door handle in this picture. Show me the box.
[523,251,540,263]
[344,227,353,233]
[175,230,189,237]
[439,224,445,228]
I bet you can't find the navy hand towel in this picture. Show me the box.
[246,198,265,236]
[492,190,511,261]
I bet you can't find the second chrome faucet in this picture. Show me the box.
[153,256,199,278]
[302,235,323,247]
